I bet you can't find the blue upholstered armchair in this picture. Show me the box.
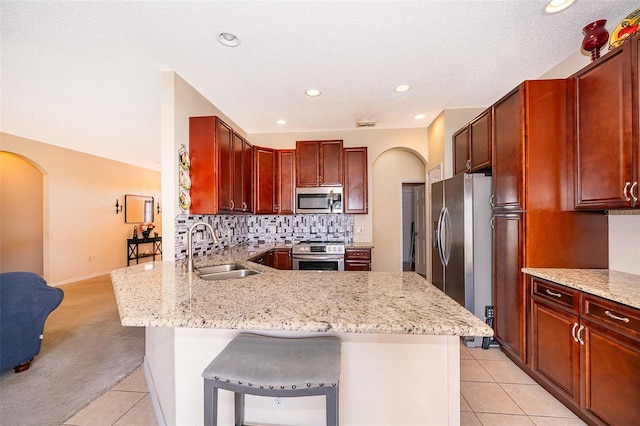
[0,272,64,373]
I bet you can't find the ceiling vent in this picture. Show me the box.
[356,121,376,128]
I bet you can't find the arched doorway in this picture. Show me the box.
[372,148,426,272]
[0,152,44,274]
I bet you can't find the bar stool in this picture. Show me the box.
[202,333,341,426]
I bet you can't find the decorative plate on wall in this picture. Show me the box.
[179,190,191,212]
[609,7,640,50]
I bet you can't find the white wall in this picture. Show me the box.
[1,133,161,285]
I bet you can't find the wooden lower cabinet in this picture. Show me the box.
[345,248,371,271]
[272,248,292,270]
[528,276,640,425]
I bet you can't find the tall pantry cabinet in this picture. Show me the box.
[491,80,608,365]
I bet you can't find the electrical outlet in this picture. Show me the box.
[272,397,286,409]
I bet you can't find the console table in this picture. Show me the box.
[127,236,162,266]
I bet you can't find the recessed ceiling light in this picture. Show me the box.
[305,89,321,97]
[276,119,287,125]
[217,32,240,47]
[543,0,576,14]
[395,84,411,93]
[414,114,426,120]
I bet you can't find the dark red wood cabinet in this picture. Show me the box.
[343,147,368,214]
[571,32,638,209]
[254,147,295,215]
[296,140,343,187]
[453,109,491,176]
[528,277,640,426]
[189,116,253,214]
[491,80,608,366]
[344,248,371,271]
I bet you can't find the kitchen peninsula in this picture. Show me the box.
[111,244,492,425]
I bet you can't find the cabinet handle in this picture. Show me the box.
[490,216,495,229]
[466,159,471,171]
[545,289,562,298]
[230,200,235,210]
[571,323,579,343]
[605,310,630,323]
[631,182,638,202]
[623,182,631,201]
[577,325,585,345]
[489,194,495,208]
[242,202,248,211]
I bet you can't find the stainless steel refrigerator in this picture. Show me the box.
[431,173,493,347]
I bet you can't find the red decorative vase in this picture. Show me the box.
[582,19,609,62]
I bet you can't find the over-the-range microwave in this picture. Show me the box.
[295,187,343,214]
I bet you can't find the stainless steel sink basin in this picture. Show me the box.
[196,264,245,275]
[198,268,259,281]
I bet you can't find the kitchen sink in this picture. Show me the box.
[198,268,259,281]
[196,264,245,275]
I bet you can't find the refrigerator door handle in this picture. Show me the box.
[442,207,452,266]
[436,207,446,266]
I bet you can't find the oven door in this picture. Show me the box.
[292,254,345,271]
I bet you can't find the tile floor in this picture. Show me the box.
[63,344,587,425]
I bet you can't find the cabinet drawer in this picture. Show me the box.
[345,249,371,260]
[531,278,579,313]
[583,295,640,342]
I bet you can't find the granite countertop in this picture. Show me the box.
[111,244,491,337]
[523,268,640,310]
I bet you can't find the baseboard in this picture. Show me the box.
[143,357,167,426]
[48,271,112,287]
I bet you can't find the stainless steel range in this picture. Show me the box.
[292,240,345,271]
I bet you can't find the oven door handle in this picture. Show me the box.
[292,254,344,261]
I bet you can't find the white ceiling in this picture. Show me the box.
[1,1,637,170]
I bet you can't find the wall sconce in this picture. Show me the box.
[157,202,162,215]
[115,199,123,214]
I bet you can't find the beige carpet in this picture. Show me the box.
[0,275,145,426]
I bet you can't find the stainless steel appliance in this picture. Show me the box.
[292,241,345,271]
[431,173,493,347]
[295,187,343,214]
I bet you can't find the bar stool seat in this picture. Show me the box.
[202,333,341,426]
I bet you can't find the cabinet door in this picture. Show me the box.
[582,321,640,425]
[296,141,320,187]
[493,88,524,210]
[242,138,253,213]
[493,213,526,363]
[470,110,491,172]
[453,126,470,176]
[344,147,368,214]
[272,249,292,270]
[218,121,234,213]
[277,150,295,215]
[573,44,633,209]
[345,261,371,271]
[531,298,580,406]
[254,147,276,214]
[319,140,343,186]
[232,132,243,212]
[189,116,218,214]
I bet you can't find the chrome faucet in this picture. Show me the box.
[187,221,219,273]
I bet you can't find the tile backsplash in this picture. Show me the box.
[174,214,355,260]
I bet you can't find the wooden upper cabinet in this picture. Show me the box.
[242,138,253,213]
[453,126,470,176]
[469,109,491,172]
[295,140,343,187]
[254,146,276,214]
[277,150,296,215]
[492,87,524,210]
[572,35,636,209]
[218,121,234,213]
[343,147,368,214]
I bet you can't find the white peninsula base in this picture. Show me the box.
[143,328,461,426]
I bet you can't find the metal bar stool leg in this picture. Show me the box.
[234,392,245,426]
[203,380,218,426]
[326,388,339,426]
